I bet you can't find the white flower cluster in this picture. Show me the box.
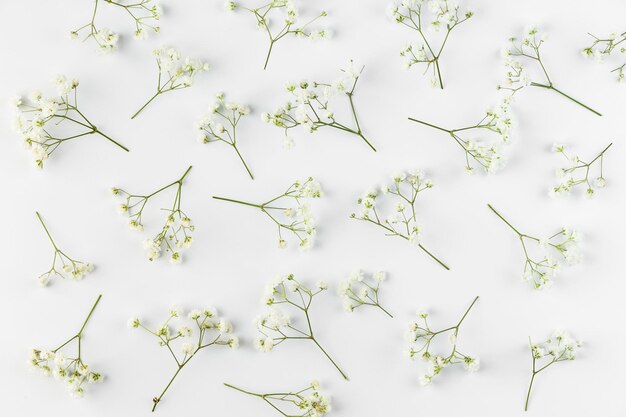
[351,170,449,270]
[254,274,348,380]
[10,75,128,169]
[488,204,582,289]
[500,26,602,116]
[227,0,328,69]
[213,177,322,250]
[337,270,392,317]
[132,47,210,119]
[70,0,163,53]
[262,61,375,151]
[404,297,480,386]
[550,143,612,198]
[35,212,94,287]
[112,166,194,263]
[29,295,103,397]
[195,92,254,179]
[525,330,582,411]
[225,380,331,417]
[582,31,626,82]
[409,98,513,174]
[130,305,238,411]
[389,0,473,88]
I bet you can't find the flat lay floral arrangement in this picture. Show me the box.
[3,0,624,416]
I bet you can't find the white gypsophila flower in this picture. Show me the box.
[131,304,238,411]
[264,60,375,151]
[549,143,612,198]
[113,166,194,264]
[338,270,393,317]
[583,31,626,82]
[351,171,449,270]
[405,297,479,385]
[213,177,322,250]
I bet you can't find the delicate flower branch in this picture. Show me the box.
[262,61,376,151]
[224,380,331,417]
[195,92,254,179]
[582,31,626,82]
[30,294,103,397]
[130,307,238,411]
[388,0,473,89]
[524,330,582,411]
[11,75,128,169]
[70,0,163,53]
[338,270,392,317]
[350,170,449,270]
[408,98,513,174]
[213,177,321,250]
[500,26,602,116]
[404,296,480,385]
[35,211,94,287]
[254,274,348,380]
[550,142,612,198]
[487,204,582,289]
[227,0,328,69]
[132,47,210,119]
[112,166,194,263]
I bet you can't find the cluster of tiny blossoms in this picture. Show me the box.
[11,75,128,169]
[30,295,103,397]
[500,26,602,116]
[254,274,348,380]
[131,47,210,119]
[130,306,238,411]
[224,380,331,417]
[582,31,626,81]
[195,92,254,179]
[35,212,94,287]
[213,177,322,250]
[351,170,449,270]
[337,270,393,317]
[263,61,375,151]
[409,98,513,174]
[550,143,612,198]
[227,0,328,69]
[404,297,480,386]
[70,0,163,53]
[389,0,473,88]
[488,204,582,289]
[525,330,582,411]
[113,166,194,263]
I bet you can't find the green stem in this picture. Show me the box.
[152,365,183,412]
[131,91,161,119]
[35,211,59,250]
[311,338,349,381]
[263,40,275,70]
[232,145,254,179]
[418,244,450,270]
[223,383,262,397]
[530,83,602,116]
[212,196,262,208]
[487,203,523,236]
[78,294,102,335]
[377,304,394,318]
[408,117,451,133]
[434,58,444,89]
[524,370,536,411]
[93,128,129,152]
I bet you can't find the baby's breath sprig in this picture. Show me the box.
[350,170,449,270]
[255,274,348,380]
[70,0,163,53]
[35,212,94,287]
[227,0,328,70]
[487,204,582,289]
[262,61,376,151]
[408,99,513,174]
[131,47,210,119]
[524,330,582,411]
[388,0,473,89]
[11,75,129,169]
[550,142,612,198]
[112,166,194,264]
[500,26,602,116]
[224,380,331,417]
[404,296,480,386]
[195,92,254,179]
[582,31,626,82]
[30,294,103,397]
[338,270,392,318]
[212,177,321,250]
[129,307,238,411]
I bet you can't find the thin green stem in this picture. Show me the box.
[36,211,58,250]
[530,83,602,117]
[487,203,523,236]
[152,365,183,412]
[131,91,161,119]
[212,196,262,208]
[311,338,349,381]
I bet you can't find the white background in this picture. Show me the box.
[1,0,625,415]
